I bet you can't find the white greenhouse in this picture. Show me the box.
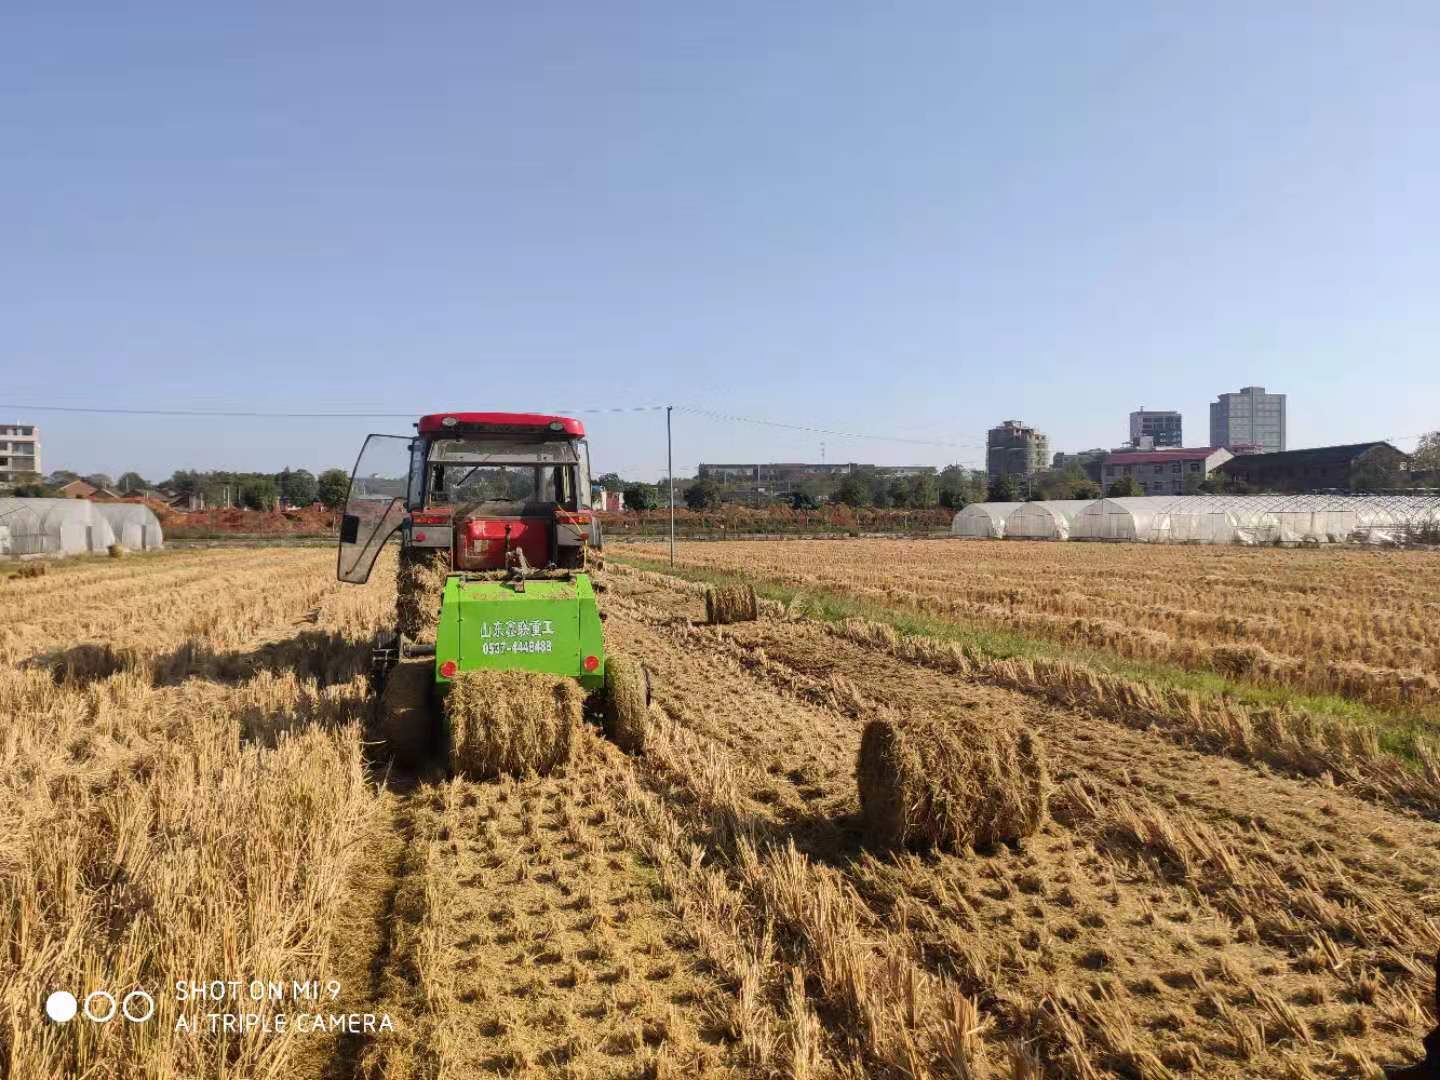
[93,502,166,551]
[1069,495,1440,545]
[1004,500,1094,541]
[951,502,1022,539]
[0,498,118,556]
[1069,498,1174,542]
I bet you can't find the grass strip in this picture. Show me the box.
[610,552,1439,762]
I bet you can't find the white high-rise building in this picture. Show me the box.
[1210,387,1285,453]
[0,424,41,485]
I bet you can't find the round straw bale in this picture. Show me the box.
[445,669,582,779]
[396,549,451,642]
[107,543,127,559]
[858,708,1050,851]
[374,658,436,767]
[704,584,758,625]
[602,653,650,754]
[17,562,48,579]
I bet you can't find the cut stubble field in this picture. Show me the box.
[3,541,1439,1078]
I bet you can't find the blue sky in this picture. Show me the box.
[3,3,1436,482]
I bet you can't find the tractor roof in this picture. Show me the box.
[417,412,586,437]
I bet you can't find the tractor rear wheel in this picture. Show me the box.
[602,654,650,755]
[374,657,436,768]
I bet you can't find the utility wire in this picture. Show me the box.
[4,401,1428,452]
[0,403,670,419]
[673,405,987,450]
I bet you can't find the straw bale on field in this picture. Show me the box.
[445,669,582,778]
[858,707,1049,850]
[704,584,758,625]
[396,549,450,641]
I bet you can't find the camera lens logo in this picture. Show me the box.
[46,989,154,1024]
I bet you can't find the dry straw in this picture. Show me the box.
[858,707,1050,850]
[396,548,451,641]
[705,584,759,625]
[376,658,437,766]
[445,669,582,777]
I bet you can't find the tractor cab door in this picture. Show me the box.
[337,434,417,584]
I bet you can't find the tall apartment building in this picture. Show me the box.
[1129,409,1182,448]
[1210,386,1286,453]
[986,420,1049,480]
[0,423,41,485]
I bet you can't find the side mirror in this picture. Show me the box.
[340,514,360,544]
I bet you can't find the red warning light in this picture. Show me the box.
[439,660,458,678]
[583,655,599,672]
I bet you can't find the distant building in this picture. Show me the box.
[0,423,41,486]
[1210,386,1286,453]
[1101,447,1233,496]
[1129,409,1182,449]
[987,420,1049,481]
[696,462,934,502]
[594,487,625,512]
[1051,448,1108,484]
[57,478,100,499]
[1218,442,1407,493]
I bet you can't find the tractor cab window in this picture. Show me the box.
[424,437,583,513]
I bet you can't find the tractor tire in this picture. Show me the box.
[374,658,436,768]
[602,654,650,755]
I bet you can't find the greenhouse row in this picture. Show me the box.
[0,499,165,556]
[951,494,1440,545]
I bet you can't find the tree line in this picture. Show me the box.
[18,468,353,511]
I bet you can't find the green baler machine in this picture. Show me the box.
[335,411,650,774]
[435,574,607,692]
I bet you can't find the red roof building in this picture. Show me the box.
[1101,447,1233,496]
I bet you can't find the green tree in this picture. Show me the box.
[278,468,318,506]
[1408,431,1439,476]
[684,479,722,511]
[790,488,820,510]
[239,476,279,510]
[938,465,970,510]
[117,471,149,493]
[906,473,939,508]
[1351,454,1404,493]
[84,473,114,491]
[596,471,625,491]
[886,478,912,507]
[317,468,351,509]
[987,474,1020,502]
[46,469,79,486]
[622,482,657,511]
[1106,476,1142,498]
[1070,479,1102,500]
[834,473,871,508]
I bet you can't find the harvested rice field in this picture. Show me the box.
[623,539,1440,717]
[4,544,1440,1078]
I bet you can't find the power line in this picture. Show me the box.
[673,405,987,450]
[4,401,1427,453]
[0,403,671,419]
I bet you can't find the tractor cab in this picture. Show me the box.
[337,412,597,585]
